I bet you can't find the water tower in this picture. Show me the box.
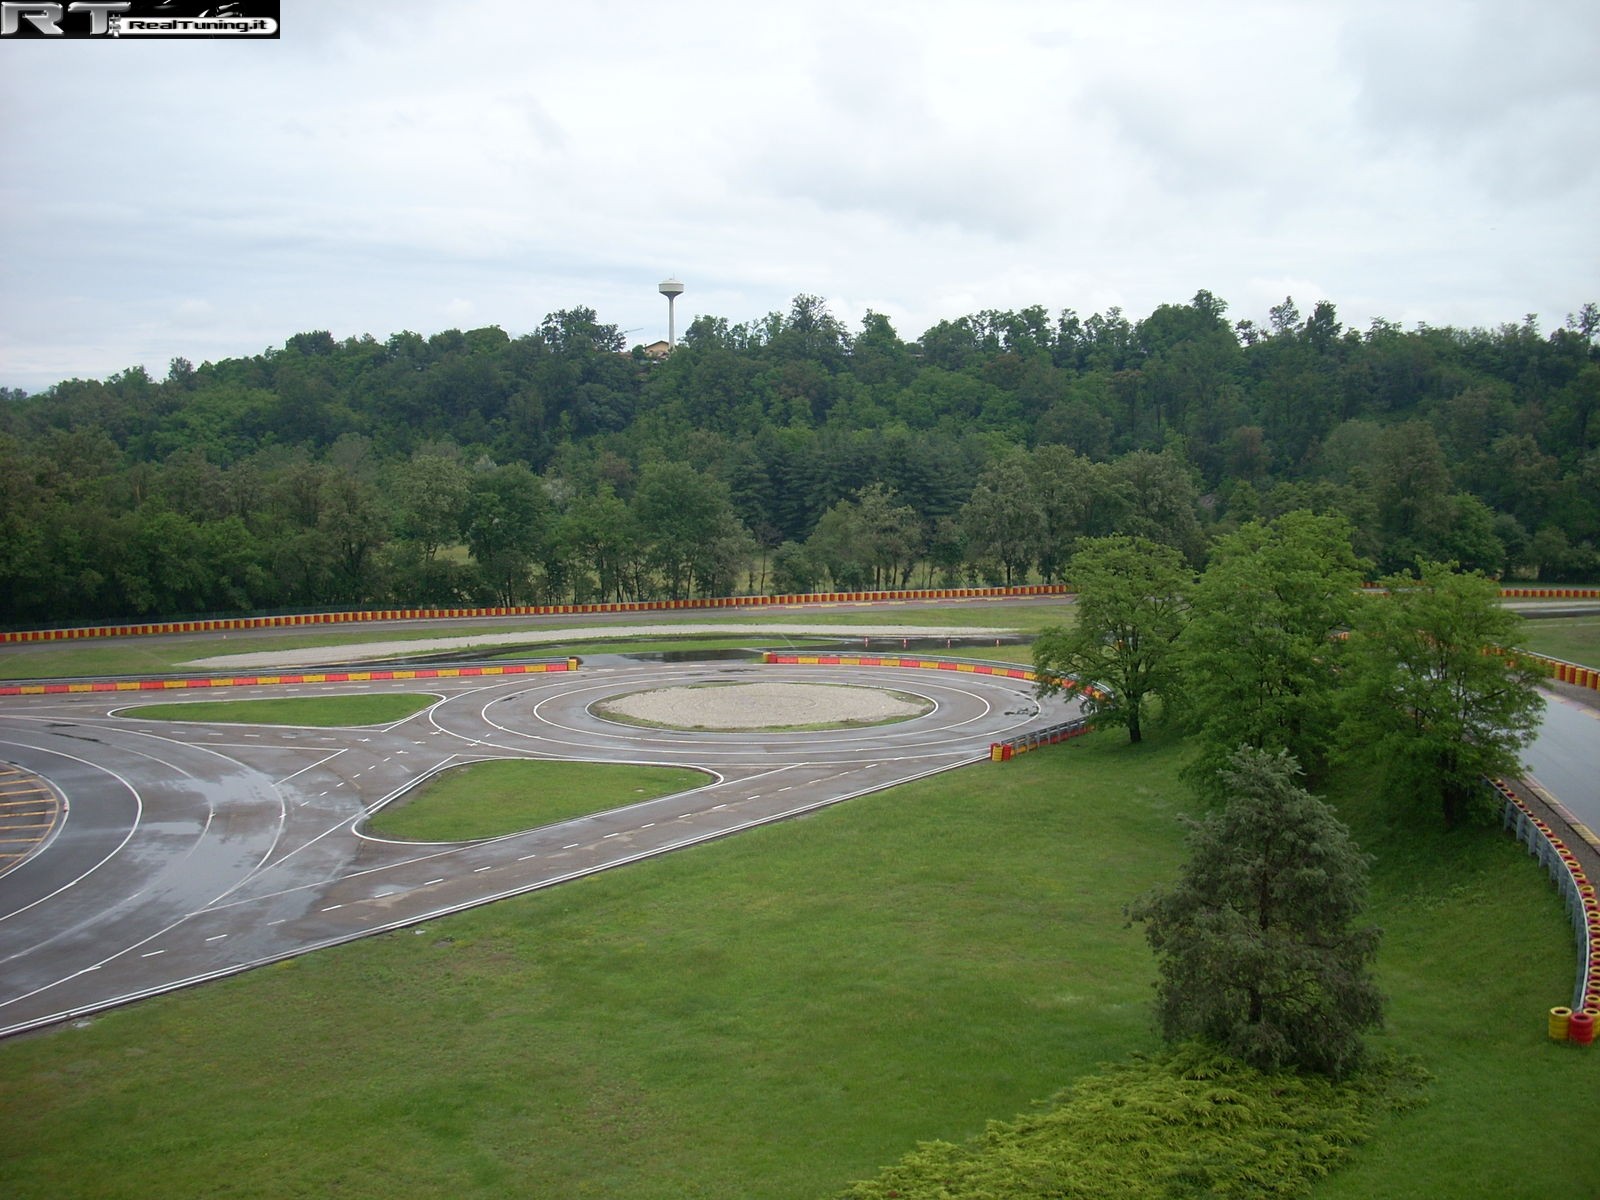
[658,277,685,348]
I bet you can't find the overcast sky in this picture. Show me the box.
[3,0,1596,393]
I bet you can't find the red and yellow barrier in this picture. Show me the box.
[0,658,578,698]
[1516,651,1600,695]
[765,652,1038,682]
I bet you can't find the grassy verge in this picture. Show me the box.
[1516,613,1600,668]
[505,634,839,659]
[366,759,710,841]
[127,694,436,726]
[0,728,1591,1198]
[1306,765,1598,1199]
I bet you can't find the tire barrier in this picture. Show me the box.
[1516,651,1600,695]
[760,653,1109,762]
[1497,779,1599,1042]
[1360,584,1600,600]
[0,586,1074,647]
[764,651,1038,681]
[0,658,579,699]
[1498,587,1600,600]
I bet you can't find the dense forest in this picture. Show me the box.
[1,291,1596,626]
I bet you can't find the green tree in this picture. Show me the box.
[1340,561,1545,828]
[1129,746,1384,1078]
[1108,447,1206,564]
[392,451,470,564]
[631,462,745,600]
[464,463,551,605]
[1180,510,1367,788]
[959,451,1040,585]
[1033,535,1190,743]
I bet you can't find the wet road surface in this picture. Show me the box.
[0,660,1076,1037]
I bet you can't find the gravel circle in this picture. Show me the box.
[596,682,930,730]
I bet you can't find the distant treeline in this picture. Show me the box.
[1,293,1596,626]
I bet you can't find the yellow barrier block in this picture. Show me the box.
[1550,1006,1572,1041]
[392,670,416,679]
[798,655,820,664]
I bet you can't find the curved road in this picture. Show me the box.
[1526,689,1600,834]
[0,659,1079,1038]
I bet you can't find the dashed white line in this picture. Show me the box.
[141,950,164,958]
[205,934,228,942]
[322,904,343,912]
[517,852,539,861]
[474,865,493,872]
[424,878,444,887]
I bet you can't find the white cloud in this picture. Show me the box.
[1,0,1595,391]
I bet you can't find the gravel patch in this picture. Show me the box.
[184,623,1015,670]
[597,682,930,730]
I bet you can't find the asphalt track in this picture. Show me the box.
[0,658,1080,1038]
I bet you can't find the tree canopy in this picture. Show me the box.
[1032,535,1191,744]
[1,290,1596,625]
[1179,511,1368,790]
[1339,561,1547,828]
[1129,747,1385,1079]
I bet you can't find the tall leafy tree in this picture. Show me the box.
[959,451,1040,585]
[1129,747,1384,1079]
[631,461,745,600]
[1179,510,1367,788]
[464,463,551,605]
[1340,561,1545,828]
[1033,535,1191,743]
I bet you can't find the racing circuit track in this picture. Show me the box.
[0,658,1081,1038]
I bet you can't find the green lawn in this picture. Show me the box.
[0,728,1592,1199]
[129,694,436,726]
[1516,614,1600,668]
[367,759,710,841]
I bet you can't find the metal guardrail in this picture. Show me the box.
[1495,779,1599,1017]
[988,716,1092,760]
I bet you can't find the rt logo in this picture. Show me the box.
[1,1,276,36]
[2,2,131,34]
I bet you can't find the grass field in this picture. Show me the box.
[129,694,437,726]
[1516,613,1600,667]
[367,759,711,842]
[0,725,1592,1199]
